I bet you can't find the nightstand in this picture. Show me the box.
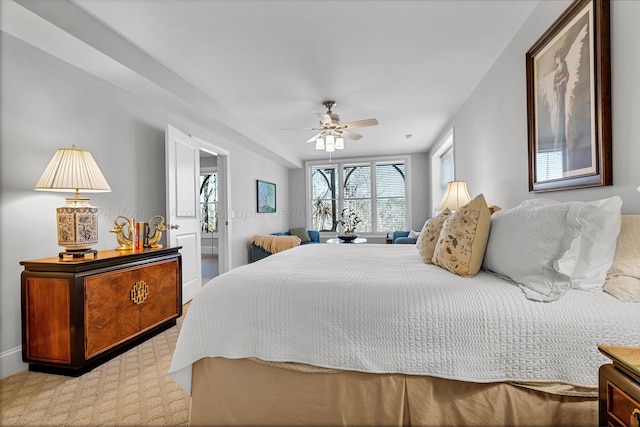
[598,344,640,427]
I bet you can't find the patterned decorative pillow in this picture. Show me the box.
[432,194,491,277]
[605,215,640,302]
[416,209,451,264]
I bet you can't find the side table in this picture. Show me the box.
[326,238,367,244]
[598,344,640,427]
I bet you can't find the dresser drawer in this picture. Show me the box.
[608,382,640,426]
[600,364,640,427]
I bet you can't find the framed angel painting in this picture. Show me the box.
[526,0,611,192]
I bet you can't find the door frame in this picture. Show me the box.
[192,135,231,275]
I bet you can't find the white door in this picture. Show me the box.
[166,124,202,303]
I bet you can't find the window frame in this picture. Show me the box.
[430,128,455,214]
[305,155,411,238]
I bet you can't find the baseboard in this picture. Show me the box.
[0,345,27,380]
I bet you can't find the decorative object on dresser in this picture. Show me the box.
[109,215,170,250]
[34,145,112,258]
[598,344,640,427]
[435,181,471,211]
[20,247,182,376]
[525,0,611,192]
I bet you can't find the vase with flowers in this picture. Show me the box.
[338,207,362,242]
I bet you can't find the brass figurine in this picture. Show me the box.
[146,215,169,248]
[109,215,169,250]
[109,215,133,250]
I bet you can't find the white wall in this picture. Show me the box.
[440,0,640,214]
[0,33,289,378]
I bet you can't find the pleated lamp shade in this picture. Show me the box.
[435,181,471,211]
[35,145,111,195]
[35,146,111,255]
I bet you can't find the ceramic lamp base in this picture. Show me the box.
[56,196,99,251]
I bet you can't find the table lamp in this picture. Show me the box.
[35,145,111,258]
[435,181,471,211]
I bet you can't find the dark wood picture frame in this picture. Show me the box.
[526,0,611,192]
[257,180,276,213]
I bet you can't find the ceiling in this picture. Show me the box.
[1,0,541,168]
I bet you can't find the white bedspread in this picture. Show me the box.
[169,244,640,394]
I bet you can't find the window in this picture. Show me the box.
[200,172,218,233]
[308,158,408,235]
[431,129,455,211]
[440,146,454,195]
[376,163,406,232]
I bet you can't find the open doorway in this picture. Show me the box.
[200,150,219,285]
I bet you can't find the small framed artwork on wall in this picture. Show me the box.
[525,0,611,192]
[257,180,276,213]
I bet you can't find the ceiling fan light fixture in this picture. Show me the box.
[325,134,335,147]
[283,101,378,155]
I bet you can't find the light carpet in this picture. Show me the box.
[0,309,190,426]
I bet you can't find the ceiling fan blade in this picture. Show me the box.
[281,127,325,131]
[317,113,333,125]
[306,133,322,143]
[339,118,378,129]
[339,130,363,140]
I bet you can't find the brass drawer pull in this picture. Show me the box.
[130,281,148,305]
[632,408,640,427]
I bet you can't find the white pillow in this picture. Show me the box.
[483,202,583,302]
[408,230,421,239]
[604,215,640,302]
[519,197,623,290]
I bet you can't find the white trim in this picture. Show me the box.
[0,346,26,380]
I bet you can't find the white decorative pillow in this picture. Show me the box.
[416,209,451,264]
[605,215,640,302]
[517,197,623,290]
[408,230,420,239]
[482,202,583,302]
[569,197,622,290]
[432,195,491,277]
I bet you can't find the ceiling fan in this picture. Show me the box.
[283,101,378,152]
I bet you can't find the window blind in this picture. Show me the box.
[440,146,454,194]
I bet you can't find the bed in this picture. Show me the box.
[169,198,640,426]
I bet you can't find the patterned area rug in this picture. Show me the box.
[0,313,189,426]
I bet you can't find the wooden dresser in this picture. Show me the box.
[599,344,640,427]
[21,247,182,376]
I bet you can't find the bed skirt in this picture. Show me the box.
[190,357,597,426]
